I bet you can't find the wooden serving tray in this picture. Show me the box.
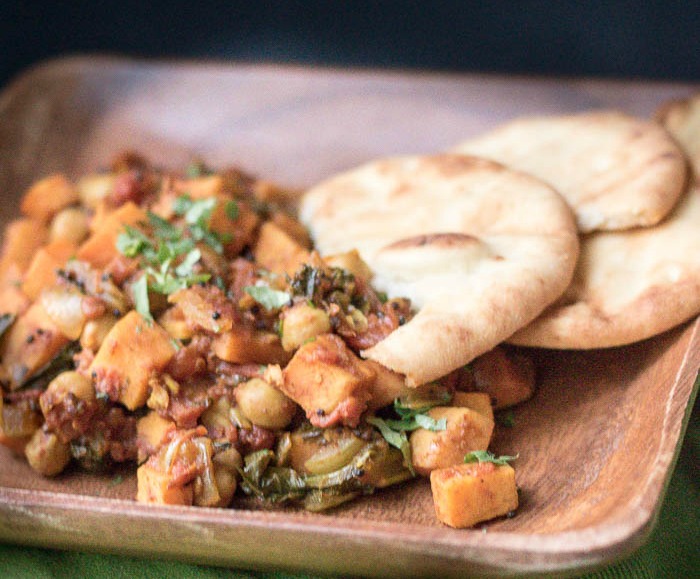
[0,56,698,578]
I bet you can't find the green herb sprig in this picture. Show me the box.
[116,195,238,319]
[367,399,448,475]
[464,450,518,466]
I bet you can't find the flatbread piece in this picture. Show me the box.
[300,154,579,386]
[656,92,700,174]
[452,111,687,233]
[510,186,700,349]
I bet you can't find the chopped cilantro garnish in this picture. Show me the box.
[464,450,518,466]
[366,416,413,475]
[244,285,291,311]
[131,275,152,322]
[117,195,239,317]
[367,398,448,476]
[225,200,239,220]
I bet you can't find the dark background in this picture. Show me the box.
[1,1,699,87]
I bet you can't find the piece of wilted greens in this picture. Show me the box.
[237,436,411,511]
[367,397,448,475]
[18,341,80,391]
[243,285,291,311]
[464,450,518,466]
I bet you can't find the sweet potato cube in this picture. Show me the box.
[0,281,30,317]
[76,201,146,268]
[410,407,494,476]
[430,462,518,528]
[213,326,291,365]
[0,219,49,277]
[471,346,536,409]
[20,174,79,222]
[0,302,70,390]
[281,334,374,427]
[137,461,193,506]
[90,311,176,410]
[209,198,260,257]
[21,239,76,301]
[253,221,310,276]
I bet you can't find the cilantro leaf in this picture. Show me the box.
[148,212,180,241]
[132,275,152,321]
[116,226,152,258]
[464,450,518,466]
[225,200,239,220]
[175,248,202,277]
[366,416,414,476]
[414,413,448,431]
[244,285,291,311]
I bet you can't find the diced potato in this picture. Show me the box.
[253,221,310,276]
[136,460,194,506]
[208,198,260,257]
[323,249,373,282]
[175,174,226,200]
[410,407,494,476]
[90,311,177,410]
[157,306,193,341]
[136,411,176,463]
[20,174,79,223]
[168,285,234,335]
[0,301,70,390]
[0,218,49,277]
[0,277,31,317]
[430,462,518,528]
[76,201,146,268]
[281,334,374,427]
[280,302,331,351]
[364,360,409,413]
[270,212,312,248]
[21,239,76,301]
[451,391,494,422]
[213,326,290,365]
[0,397,41,453]
[470,346,536,409]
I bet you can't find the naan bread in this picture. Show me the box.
[300,154,579,386]
[509,186,700,349]
[452,111,687,233]
[656,93,700,174]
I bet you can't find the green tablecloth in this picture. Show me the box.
[2,399,698,578]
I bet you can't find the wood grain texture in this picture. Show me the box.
[0,56,698,578]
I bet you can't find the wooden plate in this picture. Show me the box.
[0,56,698,578]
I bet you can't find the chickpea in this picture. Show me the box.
[281,302,331,352]
[45,371,95,402]
[40,371,95,420]
[235,378,296,430]
[49,207,90,244]
[80,314,118,351]
[25,429,71,476]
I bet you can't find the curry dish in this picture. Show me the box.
[0,152,530,524]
